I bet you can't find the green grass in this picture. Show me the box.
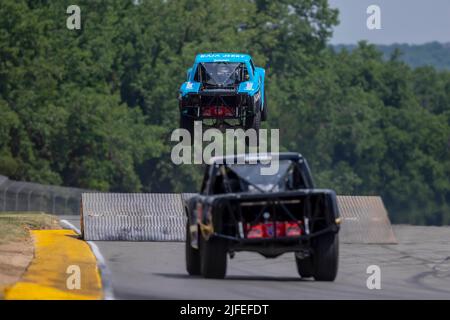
[0,212,60,245]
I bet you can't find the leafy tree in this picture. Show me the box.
[0,0,449,224]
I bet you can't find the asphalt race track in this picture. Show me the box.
[63,216,450,299]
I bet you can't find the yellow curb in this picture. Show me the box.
[4,230,103,300]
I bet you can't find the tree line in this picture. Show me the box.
[1,0,449,224]
[334,42,450,71]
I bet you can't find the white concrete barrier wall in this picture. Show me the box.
[81,193,397,244]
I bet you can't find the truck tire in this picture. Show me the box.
[185,223,201,276]
[244,109,261,146]
[245,110,261,131]
[295,255,314,278]
[180,114,194,142]
[312,233,339,281]
[253,109,261,132]
[261,90,267,121]
[200,234,227,279]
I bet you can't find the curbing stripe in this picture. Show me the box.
[60,219,115,300]
[5,229,102,300]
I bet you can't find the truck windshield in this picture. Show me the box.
[196,62,247,87]
[227,160,293,192]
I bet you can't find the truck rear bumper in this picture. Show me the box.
[211,225,339,258]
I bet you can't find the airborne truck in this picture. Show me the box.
[178,53,267,135]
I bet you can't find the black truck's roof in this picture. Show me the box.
[208,152,304,165]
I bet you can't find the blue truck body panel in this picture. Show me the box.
[180,53,265,110]
[178,53,267,130]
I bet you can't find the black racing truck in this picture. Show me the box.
[184,152,341,280]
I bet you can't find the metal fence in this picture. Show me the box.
[0,175,90,215]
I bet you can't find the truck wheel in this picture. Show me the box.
[312,233,339,281]
[261,90,267,121]
[245,112,260,131]
[253,109,261,132]
[200,234,227,279]
[185,223,201,276]
[244,110,261,146]
[295,255,314,278]
[180,114,194,142]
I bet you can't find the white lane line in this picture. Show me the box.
[60,219,115,300]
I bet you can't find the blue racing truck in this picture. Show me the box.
[178,53,267,135]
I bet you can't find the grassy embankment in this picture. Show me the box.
[0,212,60,298]
[0,212,59,244]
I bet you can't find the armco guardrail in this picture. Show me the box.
[81,193,397,244]
[0,175,90,215]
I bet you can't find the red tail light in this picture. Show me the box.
[202,106,234,117]
[285,221,302,237]
[246,224,264,239]
[245,221,302,239]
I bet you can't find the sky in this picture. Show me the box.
[328,0,450,44]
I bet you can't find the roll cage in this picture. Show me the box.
[200,156,315,196]
[194,62,249,88]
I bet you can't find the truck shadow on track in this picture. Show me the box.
[153,272,308,282]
